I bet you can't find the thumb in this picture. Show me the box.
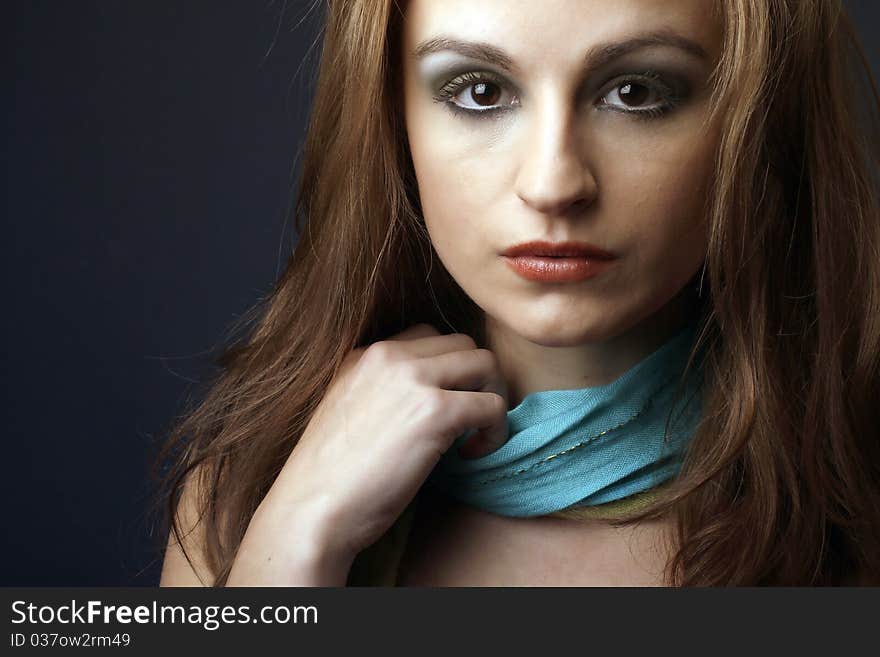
[457,374,510,459]
[457,422,509,459]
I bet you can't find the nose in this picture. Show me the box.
[514,95,597,216]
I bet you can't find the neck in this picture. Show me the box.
[485,285,699,408]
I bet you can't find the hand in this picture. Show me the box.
[227,323,509,584]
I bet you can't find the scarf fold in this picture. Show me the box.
[424,322,704,517]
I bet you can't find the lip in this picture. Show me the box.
[500,240,617,259]
[500,240,618,283]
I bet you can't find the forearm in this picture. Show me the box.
[225,496,355,587]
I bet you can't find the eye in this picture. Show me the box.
[433,71,519,116]
[433,69,686,122]
[595,71,684,120]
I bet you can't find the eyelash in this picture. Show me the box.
[432,70,684,122]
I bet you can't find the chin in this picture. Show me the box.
[496,311,622,348]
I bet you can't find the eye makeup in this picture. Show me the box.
[431,70,520,120]
[430,66,691,123]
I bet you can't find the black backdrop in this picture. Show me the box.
[4,1,879,586]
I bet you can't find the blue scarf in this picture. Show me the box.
[424,322,704,517]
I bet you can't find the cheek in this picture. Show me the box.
[605,138,713,277]
[412,159,472,261]
[404,74,513,257]
[407,123,502,268]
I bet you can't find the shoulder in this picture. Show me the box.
[159,465,217,587]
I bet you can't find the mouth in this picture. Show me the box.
[526,253,590,258]
[500,254,618,283]
[499,240,617,260]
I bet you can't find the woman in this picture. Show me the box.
[155,0,880,586]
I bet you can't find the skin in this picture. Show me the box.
[162,0,730,588]
[402,0,724,408]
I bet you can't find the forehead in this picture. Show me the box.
[403,0,722,70]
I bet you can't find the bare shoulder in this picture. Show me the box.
[159,464,218,587]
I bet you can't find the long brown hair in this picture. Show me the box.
[151,0,880,586]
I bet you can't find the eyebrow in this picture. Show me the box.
[412,28,710,75]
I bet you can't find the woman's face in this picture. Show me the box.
[401,0,723,347]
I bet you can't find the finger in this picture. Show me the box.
[385,323,478,359]
[424,349,509,458]
[457,424,508,459]
[425,348,505,397]
[386,323,440,341]
[442,389,510,459]
[340,323,440,375]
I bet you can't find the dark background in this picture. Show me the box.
[4,1,879,586]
